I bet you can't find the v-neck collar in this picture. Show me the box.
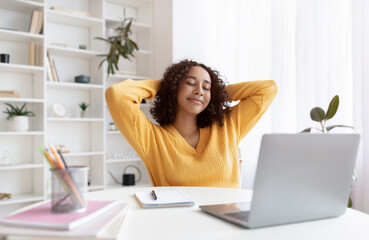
[165,124,208,155]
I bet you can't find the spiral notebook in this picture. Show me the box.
[134,189,195,208]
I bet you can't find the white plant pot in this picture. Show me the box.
[9,116,29,132]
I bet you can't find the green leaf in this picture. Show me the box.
[325,95,339,120]
[94,17,139,76]
[310,107,326,122]
[301,128,312,133]
[2,102,35,119]
[326,125,354,132]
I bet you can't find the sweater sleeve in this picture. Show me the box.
[105,79,161,158]
[226,80,277,141]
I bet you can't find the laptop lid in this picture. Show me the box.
[200,133,360,229]
[248,133,360,228]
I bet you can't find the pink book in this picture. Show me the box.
[0,200,119,230]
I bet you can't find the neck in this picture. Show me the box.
[172,112,199,137]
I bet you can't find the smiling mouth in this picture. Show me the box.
[188,98,204,105]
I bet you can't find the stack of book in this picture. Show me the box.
[29,11,43,34]
[0,200,129,240]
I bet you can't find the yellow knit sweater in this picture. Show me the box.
[105,79,277,188]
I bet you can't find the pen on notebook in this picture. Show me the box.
[151,190,157,200]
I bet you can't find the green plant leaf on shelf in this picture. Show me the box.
[310,107,325,122]
[2,103,35,120]
[326,125,354,132]
[325,95,339,120]
[78,102,89,111]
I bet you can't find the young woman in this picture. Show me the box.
[105,59,277,188]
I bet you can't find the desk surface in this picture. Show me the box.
[87,187,369,240]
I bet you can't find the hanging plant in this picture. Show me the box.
[95,18,139,75]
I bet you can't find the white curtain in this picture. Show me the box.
[173,0,368,213]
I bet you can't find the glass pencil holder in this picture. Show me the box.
[51,166,89,213]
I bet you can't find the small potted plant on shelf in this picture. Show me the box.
[95,17,139,76]
[78,102,89,118]
[2,103,35,132]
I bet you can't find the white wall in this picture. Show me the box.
[153,0,172,79]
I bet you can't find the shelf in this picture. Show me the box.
[0,28,44,43]
[0,164,44,170]
[47,82,103,90]
[88,185,104,191]
[63,152,104,157]
[105,18,151,33]
[47,9,104,28]
[47,118,104,122]
[107,0,152,8]
[106,74,150,81]
[0,131,44,136]
[0,63,44,74]
[106,158,141,163]
[47,46,103,59]
[0,97,44,103]
[0,194,44,206]
[106,131,121,135]
[0,0,44,13]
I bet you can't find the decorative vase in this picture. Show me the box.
[9,116,29,132]
[80,111,86,118]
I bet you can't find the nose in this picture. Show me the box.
[193,86,204,96]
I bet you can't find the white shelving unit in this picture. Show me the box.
[0,0,160,217]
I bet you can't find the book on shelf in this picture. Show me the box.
[29,11,39,33]
[29,11,43,34]
[28,41,36,66]
[46,52,58,82]
[34,11,43,34]
[0,201,129,240]
[45,60,53,82]
[52,59,60,82]
[0,91,20,98]
[134,189,195,208]
[50,6,92,17]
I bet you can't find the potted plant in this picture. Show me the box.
[78,102,89,118]
[301,95,356,207]
[302,95,353,133]
[2,103,35,132]
[95,18,139,75]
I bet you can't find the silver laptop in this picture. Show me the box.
[200,133,360,229]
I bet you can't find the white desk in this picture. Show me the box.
[87,187,369,240]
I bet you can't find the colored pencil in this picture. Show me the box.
[49,145,85,208]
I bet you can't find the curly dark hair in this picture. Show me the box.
[150,59,231,128]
